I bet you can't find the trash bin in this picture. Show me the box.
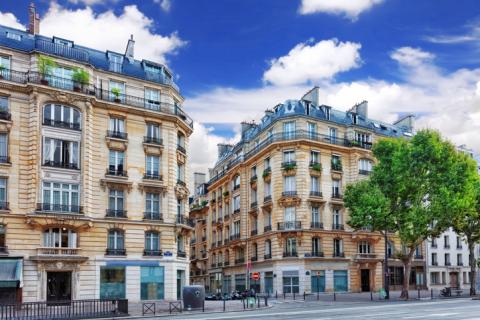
[248,297,255,308]
[183,285,205,310]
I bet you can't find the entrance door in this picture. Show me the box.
[361,269,370,292]
[449,272,459,288]
[177,270,185,300]
[264,272,273,294]
[47,272,72,302]
[311,271,325,293]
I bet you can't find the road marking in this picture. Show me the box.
[403,313,459,319]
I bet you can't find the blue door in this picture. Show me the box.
[333,270,348,292]
[311,271,325,293]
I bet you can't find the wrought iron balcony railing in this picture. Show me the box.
[106,168,128,177]
[106,130,128,140]
[143,212,162,221]
[43,160,79,170]
[278,221,301,231]
[143,136,163,145]
[310,222,323,229]
[37,203,81,214]
[144,249,163,257]
[43,118,80,130]
[106,209,127,218]
[105,248,126,256]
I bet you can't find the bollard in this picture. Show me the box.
[203,301,205,312]
[370,291,373,301]
[242,298,245,310]
[257,296,260,308]
[431,288,433,300]
[223,299,225,312]
[264,296,268,307]
[293,292,296,300]
[283,292,286,299]
[418,289,420,299]
[334,292,336,301]
[304,291,306,300]
[317,290,319,301]
[276,290,278,299]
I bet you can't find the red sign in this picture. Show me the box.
[252,272,260,281]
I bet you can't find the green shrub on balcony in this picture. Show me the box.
[331,160,342,171]
[310,163,322,172]
[262,168,271,178]
[223,191,230,197]
[201,200,209,207]
[282,163,297,171]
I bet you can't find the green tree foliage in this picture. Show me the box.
[344,130,477,299]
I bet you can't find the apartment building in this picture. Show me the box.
[189,173,209,288]
[0,8,193,304]
[204,87,425,295]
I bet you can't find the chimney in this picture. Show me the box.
[240,121,256,140]
[217,144,232,158]
[393,114,415,133]
[302,86,321,106]
[28,3,40,35]
[355,101,368,119]
[125,34,135,61]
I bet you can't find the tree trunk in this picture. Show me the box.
[468,241,477,296]
[400,248,415,299]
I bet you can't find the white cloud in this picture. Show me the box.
[154,0,172,12]
[425,23,480,44]
[0,12,24,30]
[299,0,383,20]
[68,0,118,5]
[390,47,435,67]
[263,39,362,87]
[39,3,186,63]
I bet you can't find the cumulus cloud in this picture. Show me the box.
[154,0,172,12]
[299,0,383,20]
[0,12,24,30]
[263,39,362,87]
[39,3,185,63]
[390,47,435,67]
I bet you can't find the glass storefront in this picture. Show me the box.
[141,266,164,300]
[235,274,245,292]
[100,267,125,299]
[333,270,348,292]
[223,275,232,293]
[282,271,299,294]
[311,270,325,293]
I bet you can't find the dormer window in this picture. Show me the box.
[325,107,331,120]
[53,37,73,48]
[108,52,123,73]
[145,64,162,82]
[352,113,358,125]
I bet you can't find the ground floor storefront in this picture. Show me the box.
[427,266,471,290]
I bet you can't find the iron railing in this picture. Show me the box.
[283,251,298,257]
[105,248,126,256]
[0,156,10,164]
[105,209,127,218]
[143,212,162,221]
[36,203,82,214]
[106,130,128,140]
[264,253,272,260]
[281,191,297,197]
[43,118,81,130]
[310,222,323,229]
[309,191,323,197]
[143,136,163,145]
[144,249,163,257]
[177,145,187,154]
[43,160,79,170]
[332,224,345,230]
[0,202,9,210]
[106,168,128,177]
[278,221,302,231]
[143,173,162,180]
[35,38,90,62]
[264,225,272,232]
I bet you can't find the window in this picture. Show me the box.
[332,180,341,197]
[311,207,321,226]
[177,234,185,253]
[108,53,123,73]
[264,157,270,170]
[431,272,440,285]
[145,123,161,143]
[145,155,160,178]
[355,131,372,145]
[444,235,450,248]
[432,252,438,265]
[145,193,160,216]
[177,163,185,182]
[108,189,124,214]
[264,212,272,227]
[233,221,240,235]
[233,175,241,189]
[285,237,297,256]
[312,237,321,255]
[387,241,394,258]
[310,150,319,164]
[42,182,79,213]
[145,231,160,253]
[352,113,358,124]
[43,104,81,130]
[331,155,342,171]
[329,127,337,142]
[233,195,240,213]
[0,178,6,208]
[431,238,437,248]
[145,88,160,110]
[109,117,125,133]
[283,121,295,139]
[264,181,271,197]
[177,132,185,149]
[6,32,21,41]
[457,254,463,266]
[0,225,4,251]
[100,267,125,299]
[333,208,342,228]
[358,241,371,254]
[108,150,125,175]
[0,133,7,163]
[310,176,320,193]
[265,240,271,257]
[284,207,296,223]
[0,96,7,114]
[50,66,74,90]
[43,228,77,248]
[177,198,184,216]
[235,274,246,292]
[43,138,79,169]
[107,229,125,252]
[282,271,299,293]
[141,266,164,300]
[307,122,317,139]
[251,166,257,178]
[334,238,343,257]
[283,150,295,163]
[109,81,125,102]
[284,176,296,192]
[358,159,373,174]
[445,253,451,266]
[456,236,462,249]
[252,243,258,258]
[325,108,331,120]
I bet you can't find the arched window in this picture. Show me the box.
[43,227,77,248]
[43,104,81,130]
[144,231,160,255]
[107,229,125,255]
[358,241,371,254]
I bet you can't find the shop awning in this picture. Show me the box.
[0,259,22,288]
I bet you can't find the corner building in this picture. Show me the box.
[205,88,426,294]
[0,22,193,303]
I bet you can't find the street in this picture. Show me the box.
[153,298,480,320]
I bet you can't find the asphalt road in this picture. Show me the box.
[152,298,480,320]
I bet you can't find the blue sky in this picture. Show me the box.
[1,0,479,173]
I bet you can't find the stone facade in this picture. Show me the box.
[0,25,192,303]
[202,88,426,295]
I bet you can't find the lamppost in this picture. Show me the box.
[384,216,390,299]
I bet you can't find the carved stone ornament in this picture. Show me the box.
[278,196,301,208]
[175,185,189,199]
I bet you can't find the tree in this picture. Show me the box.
[452,171,480,296]
[345,130,475,299]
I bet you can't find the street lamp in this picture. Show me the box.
[384,216,390,299]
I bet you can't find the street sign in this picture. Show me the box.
[252,272,260,281]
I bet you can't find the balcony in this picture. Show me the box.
[355,253,378,260]
[176,215,194,227]
[177,179,187,187]
[43,118,80,131]
[359,169,372,176]
[458,261,464,266]
[264,253,272,260]
[333,252,345,258]
[224,261,230,266]
[277,221,302,231]
[250,202,258,209]
[308,251,324,258]
[178,251,187,258]
[201,252,207,259]
[309,191,323,198]
[143,136,163,145]
[143,212,162,221]
[233,208,240,215]
[432,261,438,266]
[251,229,258,236]
[36,203,82,214]
[230,234,241,241]
[251,256,258,262]
[106,168,128,177]
[211,263,216,268]
[217,241,222,247]
[332,224,345,230]
[202,236,207,242]
[263,195,272,203]
[262,168,272,181]
[414,255,424,260]
[235,258,245,265]
[331,162,343,172]
[143,173,162,181]
[43,160,79,170]
[264,225,272,232]
[190,238,196,245]
[445,261,451,266]
[250,176,258,184]
[224,239,230,245]
[283,251,298,258]
[105,248,126,256]
[282,162,297,176]
[309,162,322,175]
[144,249,163,257]
[310,222,323,229]
[106,209,127,218]
[331,192,343,200]
[282,191,298,197]
[224,214,230,220]
[32,247,88,262]
[457,245,463,249]
[106,130,128,140]
[177,145,187,154]
[211,242,216,248]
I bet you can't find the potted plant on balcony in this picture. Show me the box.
[0,64,6,80]
[223,191,230,198]
[282,162,297,176]
[111,87,122,103]
[37,54,56,85]
[72,68,90,92]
